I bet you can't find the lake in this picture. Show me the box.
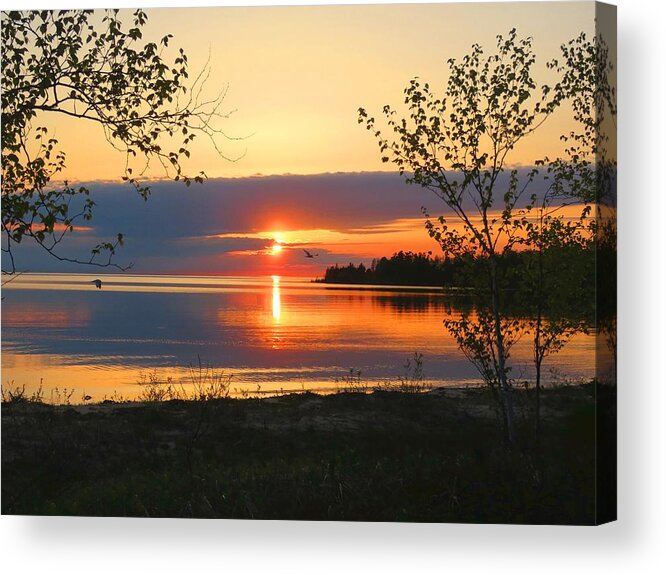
[1,273,596,402]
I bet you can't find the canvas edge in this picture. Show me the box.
[594,0,617,526]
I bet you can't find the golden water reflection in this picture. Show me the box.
[272,275,281,323]
[2,273,598,403]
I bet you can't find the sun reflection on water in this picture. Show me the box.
[272,275,281,323]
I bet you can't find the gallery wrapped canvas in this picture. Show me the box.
[1,2,616,524]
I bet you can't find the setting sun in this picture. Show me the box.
[270,243,283,256]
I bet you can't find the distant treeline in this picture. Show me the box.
[317,249,594,294]
[317,251,468,287]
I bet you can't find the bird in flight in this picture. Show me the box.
[91,279,102,289]
[303,249,318,258]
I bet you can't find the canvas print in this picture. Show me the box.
[1,2,616,524]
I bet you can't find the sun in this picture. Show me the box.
[270,242,283,256]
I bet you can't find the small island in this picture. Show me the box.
[315,251,459,287]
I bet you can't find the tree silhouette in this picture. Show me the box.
[2,9,239,273]
[359,29,607,443]
[524,32,616,436]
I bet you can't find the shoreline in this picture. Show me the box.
[1,382,598,422]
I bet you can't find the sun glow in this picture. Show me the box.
[269,231,285,256]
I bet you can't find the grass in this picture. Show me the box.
[137,357,233,402]
[0,383,611,524]
[2,381,77,406]
[1,381,45,404]
[335,353,431,394]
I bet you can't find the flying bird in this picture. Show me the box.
[91,279,102,289]
[303,249,319,258]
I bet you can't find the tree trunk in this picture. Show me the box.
[534,214,544,442]
[535,356,541,440]
[489,255,515,444]
[534,291,543,440]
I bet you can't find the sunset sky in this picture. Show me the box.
[15,2,598,277]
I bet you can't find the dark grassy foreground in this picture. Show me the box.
[2,386,600,523]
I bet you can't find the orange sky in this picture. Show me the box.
[39,2,595,182]
[8,2,601,276]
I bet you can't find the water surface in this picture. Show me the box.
[1,273,595,402]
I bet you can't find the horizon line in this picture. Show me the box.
[44,164,558,187]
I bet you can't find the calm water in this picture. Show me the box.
[1,274,596,402]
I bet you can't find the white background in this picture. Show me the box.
[1,1,664,573]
